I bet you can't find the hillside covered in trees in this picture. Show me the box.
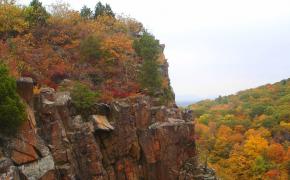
[0,0,174,106]
[191,78,290,179]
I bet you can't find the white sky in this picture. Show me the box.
[19,0,290,101]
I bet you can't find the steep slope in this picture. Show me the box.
[0,75,198,180]
[0,1,174,105]
[191,79,290,179]
[0,2,203,180]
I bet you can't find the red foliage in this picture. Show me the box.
[264,169,280,180]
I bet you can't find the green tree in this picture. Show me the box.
[71,83,99,119]
[133,32,161,60]
[94,2,114,18]
[250,104,267,118]
[251,156,270,177]
[0,63,26,135]
[139,59,162,94]
[24,0,49,27]
[80,35,103,61]
[133,32,162,94]
[80,5,92,20]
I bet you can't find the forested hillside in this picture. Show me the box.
[191,79,290,179]
[0,0,174,104]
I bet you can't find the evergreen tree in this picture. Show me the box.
[94,2,115,18]
[80,5,92,20]
[24,0,49,27]
[71,83,99,119]
[139,59,162,94]
[80,35,103,61]
[0,63,26,135]
[133,32,162,94]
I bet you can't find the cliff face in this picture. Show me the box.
[0,78,197,180]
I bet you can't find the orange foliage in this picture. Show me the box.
[102,33,133,61]
[266,143,286,163]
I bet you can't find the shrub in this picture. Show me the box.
[0,63,26,135]
[71,83,99,119]
[80,35,103,62]
[159,87,175,105]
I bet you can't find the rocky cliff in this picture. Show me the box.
[0,78,200,180]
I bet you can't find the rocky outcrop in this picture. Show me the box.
[179,158,217,180]
[0,79,199,180]
[16,77,34,105]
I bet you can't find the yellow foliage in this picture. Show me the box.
[33,86,41,95]
[244,135,268,158]
[280,121,290,130]
[0,3,27,34]
[48,10,81,26]
[216,125,233,138]
[245,127,271,138]
[101,33,133,61]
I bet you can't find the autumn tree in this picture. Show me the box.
[0,63,26,135]
[49,1,70,18]
[211,125,234,161]
[195,122,216,169]
[266,143,285,163]
[225,144,253,179]
[243,135,268,158]
[0,3,27,38]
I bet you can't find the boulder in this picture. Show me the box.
[19,155,55,179]
[90,115,114,132]
[11,148,38,165]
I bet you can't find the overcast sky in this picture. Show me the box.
[19,0,290,101]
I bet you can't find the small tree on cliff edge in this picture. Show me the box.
[0,63,26,135]
[71,82,99,120]
[133,32,162,95]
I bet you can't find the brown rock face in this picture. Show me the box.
[16,77,34,105]
[0,79,197,180]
